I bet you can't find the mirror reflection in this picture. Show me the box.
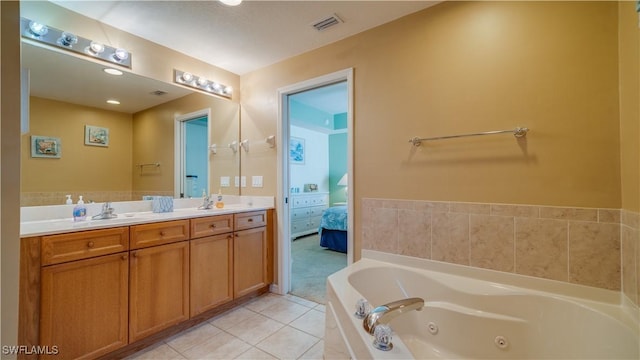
[20,42,240,206]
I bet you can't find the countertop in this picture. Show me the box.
[21,197,274,237]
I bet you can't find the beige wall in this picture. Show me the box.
[241,1,625,258]
[2,1,22,356]
[619,1,640,213]
[132,92,240,196]
[22,97,133,196]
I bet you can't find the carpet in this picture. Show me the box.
[290,234,347,304]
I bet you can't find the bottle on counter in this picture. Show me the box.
[65,195,73,204]
[73,195,87,221]
[215,189,224,209]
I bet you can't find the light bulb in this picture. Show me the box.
[181,72,193,83]
[113,48,129,62]
[57,32,78,47]
[196,77,208,87]
[88,41,105,55]
[28,21,48,37]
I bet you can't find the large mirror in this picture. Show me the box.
[20,42,240,206]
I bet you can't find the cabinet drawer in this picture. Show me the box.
[191,214,233,239]
[130,220,190,249]
[41,227,129,266]
[309,216,322,229]
[235,211,266,231]
[291,219,310,233]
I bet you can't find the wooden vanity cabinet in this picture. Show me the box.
[233,211,270,298]
[128,223,190,343]
[39,228,129,360]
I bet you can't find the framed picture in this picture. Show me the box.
[31,136,61,158]
[289,137,305,164]
[85,125,109,147]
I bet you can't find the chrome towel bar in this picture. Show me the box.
[409,127,528,147]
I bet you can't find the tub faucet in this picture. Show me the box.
[363,297,424,335]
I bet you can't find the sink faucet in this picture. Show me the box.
[198,194,215,210]
[363,297,424,335]
[91,202,117,220]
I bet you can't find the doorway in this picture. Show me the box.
[275,69,354,301]
[174,109,211,198]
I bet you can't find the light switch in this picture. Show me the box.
[252,176,263,188]
[241,176,246,187]
[220,176,230,187]
[235,176,239,187]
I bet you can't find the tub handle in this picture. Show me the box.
[373,324,393,351]
[354,299,370,319]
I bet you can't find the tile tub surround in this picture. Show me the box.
[362,199,639,307]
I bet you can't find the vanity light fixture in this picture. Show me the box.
[21,17,132,69]
[174,69,232,99]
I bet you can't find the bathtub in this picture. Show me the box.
[325,251,639,359]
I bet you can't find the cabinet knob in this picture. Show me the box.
[87,241,94,248]
[160,231,166,236]
[210,224,217,228]
[121,254,128,260]
[132,252,138,258]
[235,234,239,237]
[248,218,254,222]
[227,235,233,240]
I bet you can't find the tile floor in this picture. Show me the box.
[127,294,325,360]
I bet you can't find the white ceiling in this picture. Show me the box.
[51,0,439,76]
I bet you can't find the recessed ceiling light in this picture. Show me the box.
[219,0,242,6]
[106,99,120,105]
[103,68,123,76]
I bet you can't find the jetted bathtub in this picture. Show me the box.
[325,251,639,359]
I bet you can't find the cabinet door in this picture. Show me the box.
[129,241,189,342]
[190,234,233,316]
[40,252,128,360]
[233,227,268,298]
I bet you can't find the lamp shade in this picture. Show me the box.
[337,173,348,186]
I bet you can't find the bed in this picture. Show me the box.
[318,205,348,253]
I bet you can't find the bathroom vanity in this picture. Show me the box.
[18,202,274,359]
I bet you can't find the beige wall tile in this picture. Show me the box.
[450,202,491,215]
[470,215,515,272]
[432,212,469,265]
[368,207,398,253]
[569,222,620,290]
[540,206,598,221]
[622,209,640,229]
[515,218,568,281]
[491,204,539,218]
[398,209,431,258]
[621,225,638,304]
[598,209,621,223]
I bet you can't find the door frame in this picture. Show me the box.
[174,108,211,198]
[273,68,354,295]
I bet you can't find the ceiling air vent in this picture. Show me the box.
[150,90,168,96]
[311,13,343,32]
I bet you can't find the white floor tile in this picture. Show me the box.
[181,331,251,360]
[126,343,186,360]
[256,326,319,360]
[210,306,259,330]
[289,309,325,338]
[226,313,285,345]
[234,346,278,359]
[165,322,223,354]
[298,340,324,360]
[259,299,311,324]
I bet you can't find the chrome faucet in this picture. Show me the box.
[198,194,214,210]
[363,297,424,335]
[92,202,117,220]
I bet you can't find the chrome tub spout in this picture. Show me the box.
[363,297,424,335]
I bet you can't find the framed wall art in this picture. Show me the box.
[85,125,109,147]
[31,135,61,158]
[289,137,305,164]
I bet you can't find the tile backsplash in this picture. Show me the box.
[362,198,639,307]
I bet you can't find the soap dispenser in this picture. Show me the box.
[215,189,224,209]
[73,196,87,221]
[65,195,72,205]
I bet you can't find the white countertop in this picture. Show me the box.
[21,196,274,237]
